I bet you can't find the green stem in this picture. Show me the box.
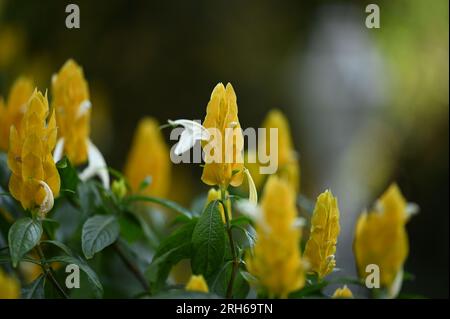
[220,187,239,299]
[113,242,150,292]
[36,244,69,299]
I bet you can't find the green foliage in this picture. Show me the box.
[8,217,42,267]
[191,200,226,278]
[82,215,120,259]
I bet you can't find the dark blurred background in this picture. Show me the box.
[0,0,448,298]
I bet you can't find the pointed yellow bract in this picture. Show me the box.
[0,77,34,151]
[185,274,209,293]
[304,190,340,280]
[332,285,353,298]
[201,83,244,188]
[245,109,300,192]
[0,269,20,299]
[52,59,90,165]
[124,117,171,198]
[354,183,413,295]
[205,188,231,223]
[7,89,60,212]
[246,176,304,298]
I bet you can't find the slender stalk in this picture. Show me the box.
[113,242,150,292]
[36,244,69,299]
[220,187,239,299]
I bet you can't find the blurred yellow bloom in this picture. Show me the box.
[332,285,353,299]
[304,190,340,280]
[52,59,91,165]
[0,77,34,151]
[205,188,231,223]
[7,90,60,214]
[0,25,25,70]
[354,183,416,297]
[124,117,171,198]
[245,109,300,192]
[201,83,244,188]
[0,269,20,299]
[185,274,209,293]
[246,175,304,298]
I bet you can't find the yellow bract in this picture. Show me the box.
[201,83,244,188]
[332,285,353,298]
[52,59,90,165]
[354,183,411,293]
[246,109,300,192]
[0,269,20,299]
[185,274,209,293]
[0,77,34,151]
[246,175,304,298]
[124,117,171,198]
[205,188,231,224]
[304,190,340,280]
[7,89,60,212]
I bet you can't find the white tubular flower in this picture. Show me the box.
[168,119,210,155]
[38,181,54,216]
[244,167,258,205]
[53,138,65,163]
[77,100,92,118]
[79,140,110,189]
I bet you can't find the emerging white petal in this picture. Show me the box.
[79,140,110,189]
[53,138,65,163]
[168,119,210,155]
[38,180,54,216]
[77,100,92,119]
[405,202,419,220]
[387,268,404,299]
[244,167,258,205]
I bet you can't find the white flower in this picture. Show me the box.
[79,140,110,189]
[168,119,210,155]
[243,167,258,205]
[53,138,65,163]
[38,180,54,216]
[77,100,92,118]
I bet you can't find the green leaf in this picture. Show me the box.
[210,262,249,298]
[125,195,192,218]
[21,274,45,299]
[56,157,79,196]
[46,255,103,298]
[40,240,73,256]
[82,215,119,259]
[146,219,197,293]
[118,212,144,243]
[191,200,226,278]
[8,217,43,267]
[77,180,103,216]
[230,215,253,227]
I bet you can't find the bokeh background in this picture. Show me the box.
[0,0,448,298]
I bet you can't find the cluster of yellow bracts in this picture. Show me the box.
[0,59,416,299]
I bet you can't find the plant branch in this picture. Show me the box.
[36,244,69,299]
[113,242,150,292]
[220,187,239,299]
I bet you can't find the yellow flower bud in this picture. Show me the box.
[304,190,340,280]
[244,109,300,192]
[7,89,60,212]
[246,175,304,298]
[0,269,20,299]
[0,77,34,151]
[332,285,353,298]
[201,83,244,188]
[112,178,127,199]
[185,274,209,293]
[205,188,231,223]
[52,59,91,165]
[124,117,171,198]
[354,183,416,297]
